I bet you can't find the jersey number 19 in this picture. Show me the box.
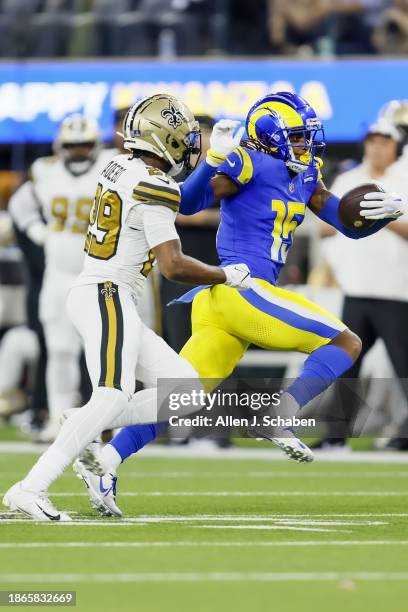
[85,183,123,260]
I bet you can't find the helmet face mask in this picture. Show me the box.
[246,92,325,173]
[122,94,201,177]
[54,115,102,176]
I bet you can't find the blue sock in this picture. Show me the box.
[109,423,167,463]
[287,345,353,408]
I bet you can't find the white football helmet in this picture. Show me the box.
[53,114,102,176]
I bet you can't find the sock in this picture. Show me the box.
[287,344,353,409]
[106,422,167,467]
[22,387,128,493]
[99,443,122,471]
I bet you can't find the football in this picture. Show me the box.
[338,183,385,230]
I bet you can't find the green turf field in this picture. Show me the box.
[1,450,408,612]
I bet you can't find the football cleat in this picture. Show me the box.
[3,482,71,521]
[248,427,314,463]
[73,457,122,518]
[270,436,314,463]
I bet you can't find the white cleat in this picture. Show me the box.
[73,457,122,518]
[3,482,71,521]
[270,436,314,463]
[248,427,314,463]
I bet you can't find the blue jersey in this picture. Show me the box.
[216,146,319,284]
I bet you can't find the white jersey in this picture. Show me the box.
[76,154,180,300]
[10,149,116,276]
[35,149,116,276]
[322,161,408,301]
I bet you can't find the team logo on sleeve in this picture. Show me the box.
[161,102,184,128]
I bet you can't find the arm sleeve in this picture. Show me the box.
[8,182,42,232]
[179,160,217,215]
[179,146,255,216]
[317,194,390,239]
[132,174,181,213]
[131,203,179,249]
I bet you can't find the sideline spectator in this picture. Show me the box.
[333,0,391,54]
[268,0,331,55]
[315,120,408,450]
[373,1,408,55]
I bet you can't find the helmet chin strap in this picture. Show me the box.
[150,133,182,176]
[286,159,308,174]
[167,162,184,178]
[285,146,312,174]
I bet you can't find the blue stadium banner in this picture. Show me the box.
[0,58,406,143]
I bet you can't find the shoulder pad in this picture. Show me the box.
[132,167,180,212]
[30,156,58,181]
[217,146,254,186]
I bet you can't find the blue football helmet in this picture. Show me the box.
[246,91,325,173]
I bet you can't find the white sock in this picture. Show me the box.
[99,444,122,471]
[22,387,128,493]
[275,392,301,437]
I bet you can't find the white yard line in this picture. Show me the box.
[5,471,408,478]
[0,512,403,519]
[73,470,408,478]
[2,442,408,464]
[116,490,408,496]
[0,540,407,549]
[3,471,408,479]
[192,526,350,532]
[0,513,389,529]
[2,572,408,583]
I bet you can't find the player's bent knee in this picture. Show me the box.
[175,356,201,380]
[93,386,129,403]
[330,329,362,362]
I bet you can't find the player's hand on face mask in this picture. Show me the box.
[206,120,245,167]
[360,192,406,220]
[222,263,252,290]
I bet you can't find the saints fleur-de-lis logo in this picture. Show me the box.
[101,281,117,300]
[161,102,184,128]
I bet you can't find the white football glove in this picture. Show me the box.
[26,221,48,246]
[360,192,406,221]
[206,119,245,167]
[222,263,252,290]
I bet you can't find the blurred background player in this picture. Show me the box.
[315,120,408,449]
[9,114,115,442]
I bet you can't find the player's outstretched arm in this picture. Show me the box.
[308,182,405,239]
[153,238,251,289]
[180,120,244,215]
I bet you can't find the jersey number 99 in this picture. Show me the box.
[85,183,123,260]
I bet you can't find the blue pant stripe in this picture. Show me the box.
[241,289,340,339]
